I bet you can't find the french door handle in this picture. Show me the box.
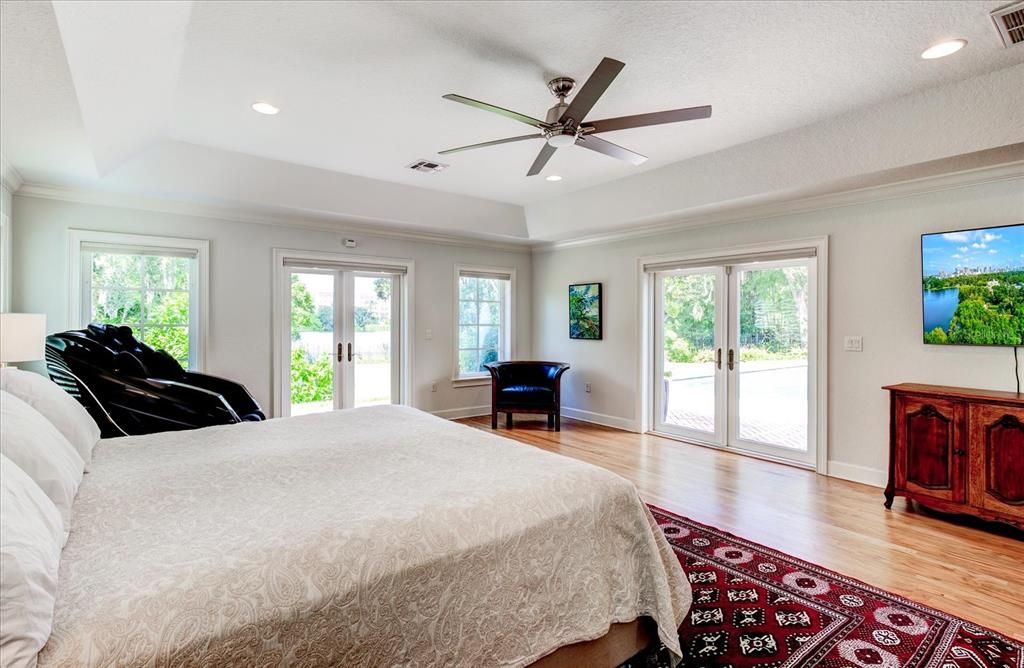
[347,342,353,362]
[727,349,735,371]
[336,343,344,363]
[715,348,722,370]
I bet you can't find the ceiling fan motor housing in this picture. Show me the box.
[545,76,576,135]
[545,102,569,125]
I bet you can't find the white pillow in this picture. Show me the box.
[0,453,64,667]
[0,368,101,466]
[0,390,84,538]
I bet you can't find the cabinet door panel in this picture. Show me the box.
[969,404,1024,521]
[895,396,965,502]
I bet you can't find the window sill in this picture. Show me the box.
[451,376,491,388]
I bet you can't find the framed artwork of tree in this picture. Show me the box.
[569,282,602,340]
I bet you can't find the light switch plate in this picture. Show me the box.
[844,336,863,352]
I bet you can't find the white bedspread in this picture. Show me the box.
[39,406,690,667]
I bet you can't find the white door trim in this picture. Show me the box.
[271,248,414,418]
[637,236,829,474]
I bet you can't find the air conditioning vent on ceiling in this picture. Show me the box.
[992,1,1024,46]
[405,159,449,173]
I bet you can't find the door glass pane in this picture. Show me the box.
[736,265,809,450]
[290,272,335,415]
[660,272,717,434]
[353,275,392,407]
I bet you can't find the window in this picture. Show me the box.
[454,265,514,380]
[69,231,208,370]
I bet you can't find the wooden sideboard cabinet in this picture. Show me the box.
[883,383,1024,530]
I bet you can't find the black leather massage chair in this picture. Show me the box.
[45,324,265,438]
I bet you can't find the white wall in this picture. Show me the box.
[1,185,12,311]
[532,177,1024,484]
[11,195,531,415]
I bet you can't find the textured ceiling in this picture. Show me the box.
[1,0,1023,238]
[170,0,1023,204]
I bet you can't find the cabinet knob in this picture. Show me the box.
[953,448,966,456]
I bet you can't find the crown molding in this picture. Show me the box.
[12,158,1023,255]
[0,154,24,193]
[14,182,534,252]
[532,159,1024,252]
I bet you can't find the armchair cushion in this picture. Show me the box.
[498,384,554,406]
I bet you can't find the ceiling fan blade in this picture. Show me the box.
[558,57,625,127]
[439,133,543,155]
[526,143,557,176]
[575,135,647,165]
[583,105,712,134]
[442,94,550,129]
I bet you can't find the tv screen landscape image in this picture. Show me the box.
[921,223,1024,346]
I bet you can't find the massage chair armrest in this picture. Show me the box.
[181,372,265,420]
[147,378,242,421]
[113,376,243,430]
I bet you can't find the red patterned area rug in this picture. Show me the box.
[621,505,1023,668]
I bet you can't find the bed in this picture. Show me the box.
[37,405,691,667]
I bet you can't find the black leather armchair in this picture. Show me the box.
[484,361,570,431]
[45,324,265,438]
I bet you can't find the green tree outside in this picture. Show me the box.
[90,253,192,365]
[289,275,333,403]
[661,268,808,367]
[923,271,1024,345]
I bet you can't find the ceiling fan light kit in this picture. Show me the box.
[440,57,711,177]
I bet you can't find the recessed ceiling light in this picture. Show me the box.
[251,101,280,115]
[546,175,563,182]
[921,39,967,59]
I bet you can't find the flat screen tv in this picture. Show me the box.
[921,223,1024,346]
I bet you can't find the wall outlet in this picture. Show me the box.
[844,336,863,352]
[585,383,592,393]
[425,328,433,340]
[431,382,437,393]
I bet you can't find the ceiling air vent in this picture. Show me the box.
[405,159,449,173]
[992,1,1024,46]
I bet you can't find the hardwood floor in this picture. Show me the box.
[458,415,1024,640]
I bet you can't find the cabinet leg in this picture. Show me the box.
[883,486,895,510]
[491,410,497,430]
[506,413,513,429]
[547,413,555,429]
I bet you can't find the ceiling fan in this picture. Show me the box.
[439,57,711,177]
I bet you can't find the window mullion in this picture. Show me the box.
[139,254,147,336]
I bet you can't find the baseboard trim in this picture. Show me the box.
[431,405,491,420]
[560,407,640,433]
[827,461,886,488]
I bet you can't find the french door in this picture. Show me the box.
[285,269,401,416]
[652,256,817,466]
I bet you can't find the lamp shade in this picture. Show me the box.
[0,313,47,363]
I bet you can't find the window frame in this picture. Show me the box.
[68,229,209,371]
[452,264,515,385]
